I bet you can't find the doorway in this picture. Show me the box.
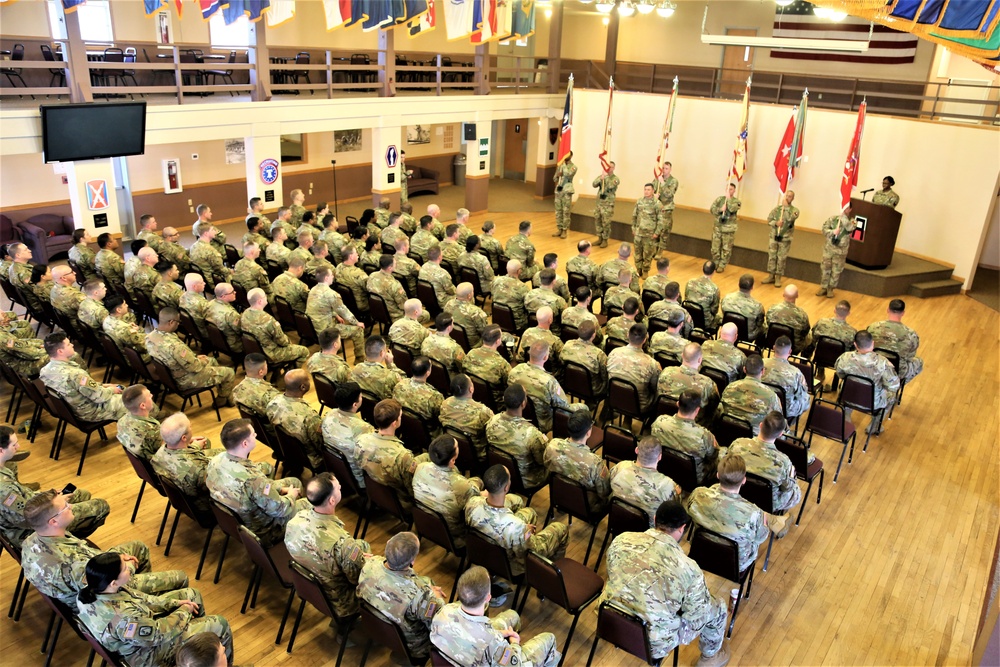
[112,157,136,239]
[503,118,528,180]
[720,28,757,98]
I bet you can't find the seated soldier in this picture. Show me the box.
[610,436,681,526]
[240,288,310,367]
[321,381,374,489]
[651,389,720,484]
[151,413,223,514]
[727,412,802,513]
[835,330,900,435]
[657,343,719,427]
[421,312,466,374]
[232,353,280,416]
[117,384,162,460]
[266,369,325,470]
[715,354,782,435]
[205,283,244,355]
[352,334,406,400]
[485,384,550,490]
[40,333,126,422]
[543,412,610,513]
[866,298,923,384]
[462,324,512,408]
[607,323,662,415]
[508,340,582,433]
[413,435,485,547]
[649,309,689,362]
[516,306,563,373]
[356,399,429,506]
[307,328,352,385]
[701,323,747,383]
[561,320,609,403]
[389,298,430,354]
[490,259,529,331]
[439,373,495,461]
[762,335,810,422]
[393,355,445,423]
[147,308,236,409]
[604,297,640,345]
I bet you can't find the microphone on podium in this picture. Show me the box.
[860,188,875,194]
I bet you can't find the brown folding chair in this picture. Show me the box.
[120,446,171,544]
[607,378,647,429]
[802,398,856,483]
[812,335,846,398]
[738,472,783,572]
[450,324,472,352]
[466,372,499,412]
[0,532,29,622]
[491,301,522,335]
[701,366,731,396]
[45,390,114,476]
[427,359,451,395]
[286,559,360,662]
[400,408,434,454]
[545,474,609,567]
[552,407,603,452]
[658,447,701,493]
[208,498,246,584]
[416,280,442,319]
[688,527,755,639]
[158,476,217,580]
[412,504,467,602]
[150,357,222,421]
[838,374,886,452]
[466,526,526,609]
[390,343,415,376]
[358,471,412,539]
[654,394,679,418]
[273,424,320,479]
[563,361,601,409]
[321,447,366,538]
[237,526,296,645]
[358,599,430,666]
[776,435,824,526]
[761,322,796,355]
[586,600,680,667]
[601,424,637,465]
[312,372,338,415]
[367,292,393,334]
[486,445,546,505]
[711,415,753,449]
[593,497,651,573]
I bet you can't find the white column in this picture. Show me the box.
[65,159,121,236]
[370,124,403,209]
[244,127,284,211]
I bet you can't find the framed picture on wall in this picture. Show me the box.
[406,125,431,144]
[163,159,182,194]
[334,129,362,152]
[156,11,172,45]
[225,139,245,164]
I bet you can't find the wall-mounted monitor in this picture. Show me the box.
[41,102,147,163]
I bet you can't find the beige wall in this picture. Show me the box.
[569,88,999,287]
[1,153,66,207]
[0,1,51,38]
[562,2,935,82]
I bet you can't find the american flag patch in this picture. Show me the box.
[123,622,137,638]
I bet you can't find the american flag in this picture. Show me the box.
[771,0,919,65]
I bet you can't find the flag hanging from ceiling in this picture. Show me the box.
[264,0,294,26]
[344,0,368,27]
[223,0,245,24]
[362,0,394,31]
[199,0,222,20]
[654,76,678,180]
[511,0,535,38]
[728,77,751,183]
[771,1,918,65]
[323,0,345,29]
[773,89,807,194]
[491,0,512,41]
[407,0,436,36]
[557,74,573,165]
[598,77,614,172]
[245,0,270,22]
[145,0,167,15]
[840,99,866,210]
[472,0,497,44]
[62,0,87,11]
[444,0,473,40]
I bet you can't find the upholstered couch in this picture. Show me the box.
[16,214,75,262]
[407,166,439,196]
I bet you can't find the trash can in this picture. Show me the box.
[453,153,467,187]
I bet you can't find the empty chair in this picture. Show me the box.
[802,398,856,483]
[236,525,296,645]
[606,378,646,429]
[206,49,237,94]
[208,499,246,584]
[120,446,171,544]
[658,447,701,494]
[812,335,846,397]
[761,322,795,355]
[1,44,29,91]
[711,415,752,449]
[775,435,824,526]
[39,44,66,88]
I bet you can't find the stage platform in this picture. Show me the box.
[570,206,958,298]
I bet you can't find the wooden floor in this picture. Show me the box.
[1,209,997,667]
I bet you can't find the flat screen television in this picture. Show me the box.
[41,102,146,163]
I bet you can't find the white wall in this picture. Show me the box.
[569,88,999,287]
[979,190,1000,269]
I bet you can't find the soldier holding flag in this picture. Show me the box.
[592,163,619,249]
[764,191,799,288]
[709,184,741,273]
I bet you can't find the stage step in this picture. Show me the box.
[908,279,963,298]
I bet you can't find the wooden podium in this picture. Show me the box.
[846,197,902,270]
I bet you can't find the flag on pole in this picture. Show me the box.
[841,99,867,210]
[773,89,808,194]
[728,76,751,183]
[654,76,678,180]
[407,0,436,36]
[598,77,614,172]
[557,74,573,165]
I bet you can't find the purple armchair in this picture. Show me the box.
[16,214,75,262]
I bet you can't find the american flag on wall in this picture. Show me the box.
[771,0,920,65]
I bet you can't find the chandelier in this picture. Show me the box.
[592,1,677,18]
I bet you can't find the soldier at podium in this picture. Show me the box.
[817,206,857,298]
[872,176,899,209]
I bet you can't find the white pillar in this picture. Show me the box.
[371,124,403,209]
[244,128,284,211]
[65,159,122,236]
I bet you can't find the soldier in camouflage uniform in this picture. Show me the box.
[812,300,856,351]
[466,465,569,576]
[684,453,781,573]
[720,274,764,344]
[867,298,923,383]
[373,198,392,234]
[763,190,800,287]
[147,309,236,407]
[205,284,244,355]
[702,323,747,383]
[360,235,383,270]
[159,227,191,274]
[0,322,52,377]
[553,153,577,238]
[150,413,222,514]
[0,426,109,548]
[644,257,673,301]
[322,382,374,489]
[762,336,810,420]
[872,176,899,208]
[604,268,644,317]
[308,268,364,363]
[544,412,610,512]
[562,286,603,345]
[414,435,485,547]
[243,216,271,256]
[117,385,162,460]
[240,288,310,366]
[422,313,466,374]
[381,213,408,251]
[592,162,620,248]
[410,216,439,264]
[152,261,182,311]
[530,253,571,302]
[272,256,310,315]
[266,228,292,268]
[334,245,370,311]
[21,490,188,608]
[266,370,325,469]
[94,235,125,292]
[102,296,149,364]
[491,259,530,331]
[389,299,430,354]
[509,341,582,433]
[6,243,32,289]
[716,354,781,435]
[632,183,664,277]
[649,310,689,362]
[562,320,609,400]
[765,284,813,355]
[39,334,126,421]
[357,400,430,505]
[656,346,720,431]
[479,220,505,271]
[136,214,163,253]
[77,279,110,330]
[399,202,418,235]
[207,418,304,547]
[431,566,560,667]
[524,269,567,335]
[358,532,447,660]
[599,499,730,665]
[307,329,352,385]
[607,323,662,414]
[457,236,495,296]
[179,273,212,340]
[189,225,231,290]
[835,330,900,414]
[418,245,457,310]
[648,281,694,338]
[655,163,680,252]
[425,204,446,240]
[567,240,602,298]
[69,230,99,280]
[709,183,741,272]
[610,437,681,526]
[440,224,464,267]
[462,325,512,408]
[233,242,273,305]
[394,356,445,423]
[685,261,721,329]
[352,335,406,399]
[817,206,857,298]
[445,283,489,347]
[50,266,85,317]
[486,384,550,489]
[515,307,563,373]
[504,220,539,281]
[285,473,370,617]
[232,354,280,416]
[727,412,801,512]
[439,374,495,461]
[604,297,639,346]
[392,237,420,296]
[270,208,297,250]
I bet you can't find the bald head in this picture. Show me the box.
[536,306,553,327]
[284,369,311,396]
[618,243,632,259]
[214,283,233,298]
[457,283,474,300]
[404,298,422,318]
[52,265,74,285]
[719,322,738,343]
[506,259,522,277]
[163,226,178,237]
[138,247,158,264]
[427,204,440,218]
[681,342,702,366]
[184,273,205,291]
[783,285,799,303]
[247,288,267,307]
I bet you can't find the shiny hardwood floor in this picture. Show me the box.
[1,209,997,666]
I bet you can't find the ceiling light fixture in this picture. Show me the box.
[595,1,615,13]
[636,1,655,15]
[618,1,636,17]
[655,1,676,18]
[774,0,795,7]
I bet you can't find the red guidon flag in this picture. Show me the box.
[840,99,867,210]
[557,74,573,165]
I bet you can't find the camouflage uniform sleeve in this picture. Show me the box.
[0,478,32,530]
[332,535,371,584]
[110,601,192,648]
[406,578,446,629]
[881,361,900,394]
[594,459,611,500]
[710,197,723,217]
[76,374,120,406]
[677,566,716,630]
[246,476,296,521]
[269,318,292,346]
[529,429,548,467]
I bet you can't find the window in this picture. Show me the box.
[280,134,305,163]
[209,12,251,48]
[48,0,114,43]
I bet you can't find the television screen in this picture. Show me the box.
[41,102,146,163]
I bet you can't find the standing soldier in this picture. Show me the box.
[655,161,679,253]
[631,183,663,278]
[552,152,577,239]
[400,151,411,204]
[709,183,742,273]
[817,205,857,298]
[872,175,899,208]
[763,190,800,287]
[592,161,620,248]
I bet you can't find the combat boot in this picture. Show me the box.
[761,274,774,284]
[815,287,827,297]
[559,230,568,239]
[696,642,731,667]
[599,239,608,248]
[768,513,791,538]
[826,288,835,298]
[551,231,562,237]
[774,276,782,288]
[716,266,725,274]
